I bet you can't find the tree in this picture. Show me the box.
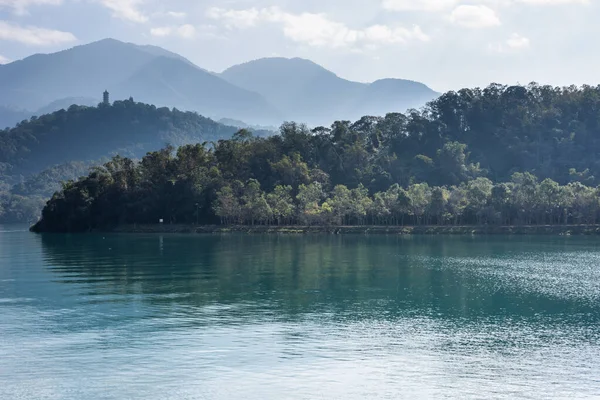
[448,185,469,225]
[407,183,431,225]
[349,184,372,225]
[537,178,561,224]
[242,179,272,225]
[511,172,538,224]
[370,192,391,225]
[436,142,471,185]
[429,187,449,225]
[296,182,324,225]
[267,185,295,225]
[466,178,493,224]
[270,153,310,188]
[491,183,512,225]
[330,185,352,225]
[214,184,242,224]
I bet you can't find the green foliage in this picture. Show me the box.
[0,101,239,176]
[27,82,600,231]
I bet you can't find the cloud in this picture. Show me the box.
[0,20,76,45]
[449,5,501,28]
[381,0,589,14]
[506,33,530,49]
[206,7,262,29]
[488,33,530,53]
[207,7,429,49]
[150,24,196,39]
[0,54,10,64]
[0,0,62,15]
[382,0,457,12]
[150,26,171,37]
[517,0,588,4]
[98,0,147,23]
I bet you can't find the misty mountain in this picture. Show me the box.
[0,98,99,129]
[0,39,166,110]
[115,56,280,125]
[0,106,29,130]
[0,39,279,125]
[35,97,100,116]
[221,57,439,125]
[0,39,438,129]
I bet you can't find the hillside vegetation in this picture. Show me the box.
[0,100,263,223]
[0,100,241,176]
[31,83,600,232]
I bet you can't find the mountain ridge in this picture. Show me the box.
[0,39,438,128]
[220,56,439,124]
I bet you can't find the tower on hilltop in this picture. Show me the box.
[103,90,110,105]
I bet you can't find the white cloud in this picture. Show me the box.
[0,20,76,45]
[506,33,530,49]
[382,0,457,12]
[449,5,501,28]
[99,0,147,23]
[0,0,62,15]
[381,0,589,14]
[517,0,588,4]
[206,8,262,29]
[488,33,530,53]
[150,24,196,39]
[207,7,429,49]
[0,54,10,64]
[150,26,171,37]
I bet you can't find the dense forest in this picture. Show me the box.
[31,83,600,232]
[0,99,246,175]
[0,100,271,223]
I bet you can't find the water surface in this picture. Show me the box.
[1,227,599,399]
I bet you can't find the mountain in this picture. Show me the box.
[218,118,278,133]
[0,39,438,129]
[115,56,280,125]
[35,97,99,115]
[0,100,240,177]
[0,97,99,129]
[0,106,29,130]
[0,39,163,110]
[221,57,439,125]
[0,39,279,125]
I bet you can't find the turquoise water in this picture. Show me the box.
[1,227,599,399]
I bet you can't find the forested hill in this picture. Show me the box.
[0,100,268,223]
[0,99,243,177]
[32,83,600,232]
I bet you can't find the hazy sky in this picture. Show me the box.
[0,0,596,91]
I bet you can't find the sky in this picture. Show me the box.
[0,0,597,92]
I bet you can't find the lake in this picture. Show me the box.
[1,227,599,399]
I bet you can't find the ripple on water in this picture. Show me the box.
[1,233,600,399]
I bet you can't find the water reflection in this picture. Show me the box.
[0,232,598,399]
[38,234,600,322]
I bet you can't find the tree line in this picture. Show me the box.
[213,175,599,227]
[0,100,273,223]
[29,82,600,231]
[31,140,600,232]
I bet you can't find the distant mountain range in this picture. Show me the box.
[0,38,439,129]
[220,57,438,126]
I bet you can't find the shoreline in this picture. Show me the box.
[100,224,600,235]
